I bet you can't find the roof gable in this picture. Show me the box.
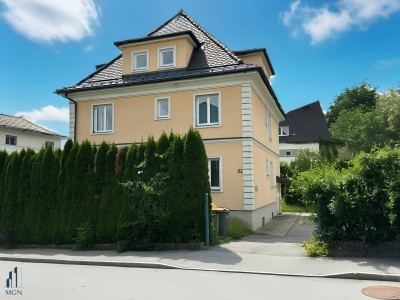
[279,101,334,143]
[148,10,240,69]
[0,114,61,136]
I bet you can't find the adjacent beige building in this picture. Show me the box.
[57,10,285,229]
[0,113,62,153]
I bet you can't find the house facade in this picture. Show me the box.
[57,11,285,229]
[279,101,334,163]
[0,114,62,153]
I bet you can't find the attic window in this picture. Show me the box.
[279,126,289,136]
[158,46,175,68]
[132,50,149,71]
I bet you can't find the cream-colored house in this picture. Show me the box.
[57,10,285,229]
[0,113,62,153]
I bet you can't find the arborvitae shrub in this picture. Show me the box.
[124,144,137,181]
[182,128,211,241]
[93,141,109,195]
[143,137,158,181]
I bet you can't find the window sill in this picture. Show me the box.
[155,117,171,121]
[91,131,114,135]
[211,189,223,193]
[194,124,221,129]
[132,68,149,73]
[158,65,176,70]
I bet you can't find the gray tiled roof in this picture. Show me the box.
[0,114,61,136]
[279,101,334,144]
[57,10,284,117]
[148,10,241,69]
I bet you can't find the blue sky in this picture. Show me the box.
[1,0,400,136]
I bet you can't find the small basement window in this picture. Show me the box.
[285,150,292,157]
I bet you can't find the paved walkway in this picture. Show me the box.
[1,214,399,282]
[254,213,300,236]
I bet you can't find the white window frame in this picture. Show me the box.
[268,113,273,141]
[193,92,221,128]
[279,126,289,136]
[91,102,114,135]
[266,158,270,178]
[132,50,149,72]
[285,150,292,157]
[157,46,176,69]
[269,160,274,189]
[154,97,171,120]
[208,156,223,192]
[5,135,17,146]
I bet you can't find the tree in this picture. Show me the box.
[330,107,388,156]
[326,82,378,127]
[181,128,210,241]
[290,149,321,176]
[376,88,400,145]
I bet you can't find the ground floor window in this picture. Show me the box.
[45,141,54,149]
[208,157,222,191]
[5,135,17,146]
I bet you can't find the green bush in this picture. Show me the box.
[73,221,96,250]
[302,236,330,257]
[228,217,252,239]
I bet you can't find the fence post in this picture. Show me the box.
[205,193,209,247]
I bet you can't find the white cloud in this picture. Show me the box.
[282,0,400,44]
[374,58,400,70]
[1,0,100,44]
[84,45,94,51]
[15,105,69,123]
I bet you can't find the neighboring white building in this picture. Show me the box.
[279,101,335,163]
[0,113,62,153]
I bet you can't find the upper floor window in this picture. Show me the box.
[155,97,170,120]
[132,50,149,71]
[93,103,113,133]
[195,93,220,127]
[45,141,54,149]
[158,47,175,68]
[5,135,17,146]
[265,109,272,141]
[269,160,274,189]
[279,126,289,136]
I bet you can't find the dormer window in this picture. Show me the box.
[158,46,176,68]
[132,50,149,71]
[279,126,289,136]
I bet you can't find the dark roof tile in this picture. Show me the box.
[279,101,334,143]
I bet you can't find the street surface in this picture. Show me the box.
[1,261,398,300]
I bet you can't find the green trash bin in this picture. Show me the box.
[218,209,230,238]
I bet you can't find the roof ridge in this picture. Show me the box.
[17,116,60,136]
[287,101,321,114]
[179,10,241,63]
[148,10,241,64]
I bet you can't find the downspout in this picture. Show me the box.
[65,92,77,143]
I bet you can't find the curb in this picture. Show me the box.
[1,256,399,282]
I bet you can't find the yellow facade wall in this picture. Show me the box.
[252,143,279,209]
[238,54,273,78]
[251,89,279,155]
[75,86,242,144]
[205,141,244,210]
[121,37,194,75]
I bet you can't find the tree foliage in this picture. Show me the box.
[326,81,378,127]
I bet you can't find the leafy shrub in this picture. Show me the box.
[228,217,252,239]
[302,235,330,257]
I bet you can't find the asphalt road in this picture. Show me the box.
[1,261,398,300]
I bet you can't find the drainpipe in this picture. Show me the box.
[65,92,77,143]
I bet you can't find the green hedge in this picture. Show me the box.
[292,147,400,244]
[0,128,211,250]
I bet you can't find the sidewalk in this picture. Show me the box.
[1,215,399,282]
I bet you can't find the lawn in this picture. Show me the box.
[281,200,315,213]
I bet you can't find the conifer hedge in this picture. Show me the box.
[0,128,210,250]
